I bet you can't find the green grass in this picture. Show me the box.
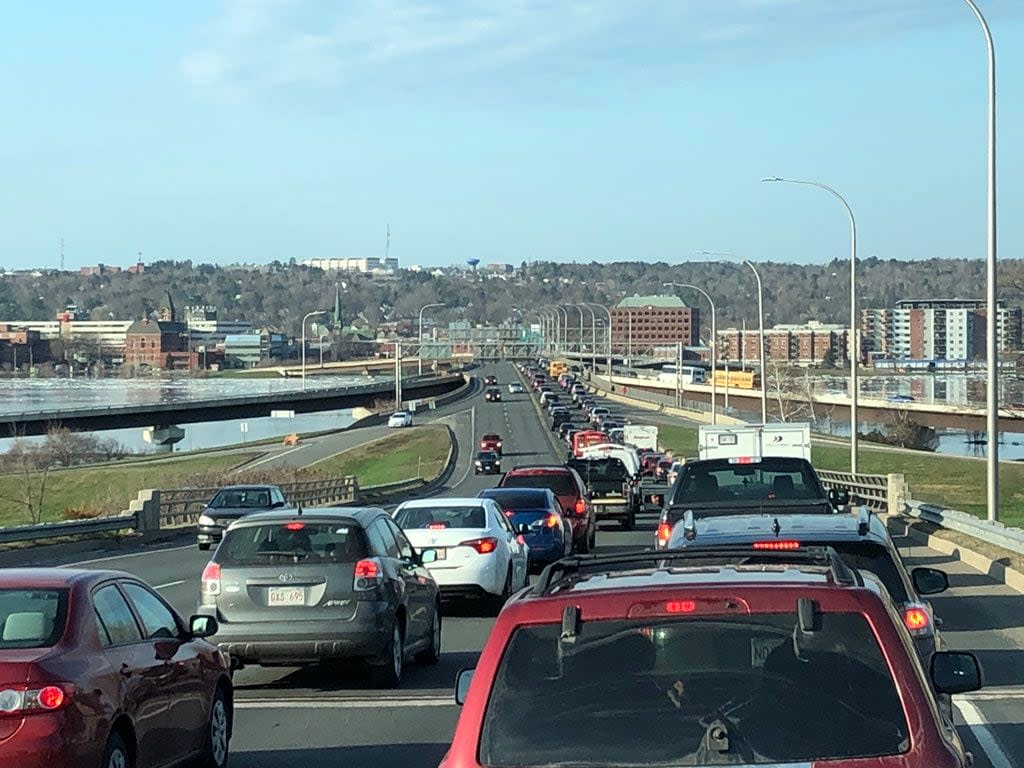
[645,420,1024,527]
[0,453,258,528]
[310,425,451,488]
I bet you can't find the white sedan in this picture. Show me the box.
[393,498,530,604]
[507,382,525,394]
[387,411,413,428]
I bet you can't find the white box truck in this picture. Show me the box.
[622,425,659,452]
[698,423,811,461]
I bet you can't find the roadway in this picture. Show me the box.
[5,362,1021,768]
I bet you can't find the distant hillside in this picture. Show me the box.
[0,257,1020,337]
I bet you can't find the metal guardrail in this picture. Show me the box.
[817,470,897,511]
[903,500,1024,555]
[0,514,140,545]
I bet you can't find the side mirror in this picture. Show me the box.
[827,487,851,507]
[930,651,982,695]
[455,668,475,705]
[420,548,438,564]
[912,567,949,596]
[271,500,285,508]
[516,523,530,535]
[189,614,218,639]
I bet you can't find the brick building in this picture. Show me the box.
[717,322,849,366]
[124,319,194,370]
[610,295,699,355]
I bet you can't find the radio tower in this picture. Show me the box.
[60,238,64,271]
[385,224,391,261]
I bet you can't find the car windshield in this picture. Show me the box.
[219,522,368,564]
[502,473,578,498]
[568,458,629,482]
[480,612,908,766]
[0,589,67,649]
[479,490,551,509]
[672,459,825,507]
[477,452,499,461]
[209,488,272,509]
[395,505,486,530]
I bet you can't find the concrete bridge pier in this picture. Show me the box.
[143,424,185,453]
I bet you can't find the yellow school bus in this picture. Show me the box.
[549,360,569,377]
[710,369,757,389]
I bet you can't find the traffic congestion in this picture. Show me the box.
[0,361,1008,768]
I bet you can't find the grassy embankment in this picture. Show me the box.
[310,425,451,488]
[654,423,1024,529]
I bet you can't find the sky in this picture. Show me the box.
[0,0,1022,270]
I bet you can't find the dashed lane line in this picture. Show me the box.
[155,579,186,590]
[955,699,1014,768]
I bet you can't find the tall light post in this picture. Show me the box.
[665,282,718,424]
[577,304,599,373]
[962,0,999,522]
[417,302,446,376]
[572,305,586,357]
[763,176,859,472]
[741,261,768,425]
[300,309,327,390]
[584,303,613,376]
[554,306,569,355]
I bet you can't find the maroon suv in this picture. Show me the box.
[440,547,982,768]
[497,466,596,553]
[0,568,233,768]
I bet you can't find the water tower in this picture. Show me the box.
[466,258,480,274]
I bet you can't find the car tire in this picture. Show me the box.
[588,526,597,552]
[101,731,132,768]
[197,686,231,768]
[371,621,404,689]
[198,543,211,551]
[490,567,513,613]
[621,514,635,532]
[415,604,442,666]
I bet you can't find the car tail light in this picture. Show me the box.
[0,684,72,715]
[656,523,672,545]
[903,604,931,634]
[427,522,447,529]
[665,600,697,614]
[354,558,384,591]
[752,540,801,551]
[201,562,221,596]
[574,499,586,515]
[545,514,560,528]
[504,509,514,517]
[460,537,498,554]
[284,522,305,531]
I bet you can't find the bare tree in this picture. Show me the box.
[765,361,810,423]
[0,438,54,525]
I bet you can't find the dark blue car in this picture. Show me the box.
[477,488,573,570]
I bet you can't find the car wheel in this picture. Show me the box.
[415,604,442,665]
[102,731,132,768]
[198,686,231,768]
[621,514,634,532]
[588,526,597,552]
[491,567,513,613]
[198,543,211,551]
[371,621,404,688]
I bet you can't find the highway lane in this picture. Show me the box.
[11,361,1021,767]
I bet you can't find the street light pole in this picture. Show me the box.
[395,340,403,409]
[417,302,446,376]
[742,261,768,424]
[584,303,613,377]
[763,176,859,471]
[962,0,999,522]
[300,309,327,391]
[666,282,718,424]
[579,305,598,373]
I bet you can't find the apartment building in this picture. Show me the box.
[610,295,700,354]
[716,322,849,366]
[861,299,1022,364]
[300,257,399,273]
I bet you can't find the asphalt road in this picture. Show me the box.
[15,362,1021,768]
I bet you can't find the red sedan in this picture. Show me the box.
[0,568,233,768]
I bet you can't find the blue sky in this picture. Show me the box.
[0,0,1022,269]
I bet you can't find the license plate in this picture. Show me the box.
[432,548,447,560]
[750,637,785,667]
[268,587,305,606]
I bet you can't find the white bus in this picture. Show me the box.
[657,365,707,386]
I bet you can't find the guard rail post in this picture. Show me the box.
[134,490,162,532]
[887,474,908,515]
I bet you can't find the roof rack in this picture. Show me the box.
[857,505,873,536]
[531,545,860,596]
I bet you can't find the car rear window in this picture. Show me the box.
[0,589,67,649]
[480,612,908,766]
[831,541,909,603]
[502,473,577,498]
[218,522,368,565]
[673,459,825,505]
[479,490,551,509]
[568,459,629,482]
[394,505,486,530]
[209,488,272,508]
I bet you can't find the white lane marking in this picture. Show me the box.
[235,696,454,710]
[63,544,195,567]
[155,579,186,589]
[954,699,1014,768]
[960,685,1024,701]
[241,444,305,470]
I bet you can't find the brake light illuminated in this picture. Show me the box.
[0,684,71,715]
[36,686,64,710]
[460,537,498,554]
[427,523,447,529]
[728,456,762,465]
[504,509,515,517]
[354,559,380,578]
[545,514,560,528]
[903,606,930,633]
[201,562,221,596]
[657,523,672,544]
[665,600,697,614]
[752,540,801,551]
[284,522,305,531]
[574,499,586,515]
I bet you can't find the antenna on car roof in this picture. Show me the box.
[296,504,303,517]
[771,518,781,537]
[683,510,696,541]
[857,506,872,536]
